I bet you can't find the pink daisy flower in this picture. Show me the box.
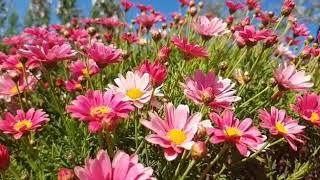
[65,79,83,92]
[181,70,240,110]
[0,75,37,98]
[193,16,229,40]
[291,22,310,37]
[0,108,49,139]
[258,107,305,151]
[206,110,265,156]
[69,59,100,80]
[281,0,295,16]
[138,60,167,87]
[108,71,162,108]
[292,93,320,127]
[67,90,134,133]
[225,0,245,14]
[171,36,208,60]
[74,150,155,180]
[234,25,272,47]
[86,42,123,68]
[121,32,140,44]
[141,103,202,161]
[121,0,134,11]
[273,64,313,91]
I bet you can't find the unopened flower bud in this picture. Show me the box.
[162,23,167,30]
[307,35,314,43]
[191,141,207,160]
[0,144,10,171]
[198,1,204,8]
[189,7,197,17]
[219,61,228,71]
[57,168,76,180]
[189,0,196,7]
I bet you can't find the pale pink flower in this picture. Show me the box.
[0,108,49,139]
[181,70,240,110]
[258,107,305,151]
[135,13,162,30]
[275,43,296,59]
[0,75,37,98]
[67,90,134,133]
[292,93,320,127]
[171,36,208,60]
[273,64,313,91]
[86,42,123,68]
[193,16,229,40]
[108,71,162,108]
[69,59,100,80]
[98,16,125,28]
[74,150,155,180]
[206,110,265,156]
[141,103,202,161]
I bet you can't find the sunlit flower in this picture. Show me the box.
[291,22,309,37]
[292,93,320,127]
[141,103,202,161]
[246,0,260,11]
[275,43,296,59]
[121,0,134,11]
[69,59,100,80]
[98,16,125,29]
[234,25,272,47]
[0,75,37,98]
[74,150,155,180]
[206,110,265,156]
[86,42,123,68]
[258,107,305,151]
[181,70,240,110]
[171,36,208,60]
[108,71,162,108]
[226,0,244,14]
[67,90,134,133]
[193,16,229,40]
[156,46,171,62]
[138,60,167,86]
[135,13,163,30]
[0,108,49,139]
[178,0,190,6]
[273,64,313,91]
[121,32,139,44]
[281,0,295,16]
[65,79,83,92]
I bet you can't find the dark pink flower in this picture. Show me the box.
[258,107,305,151]
[292,93,320,127]
[226,0,245,14]
[69,59,100,80]
[135,4,153,12]
[246,0,260,10]
[178,0,190,6]
[0,144,10,171]
[65,80,82,92]
[291,23,309,37]
[281,0,295,16]
[69,29,89,46]
[86,42,122,67]
[171,36,208,59]
[234,25,273,47]
[207,110,265,156]
[121,0,134,11]
[120,32,139,44]
[98,16,125,29]
[156,46,171,62]
[2,33,29,48]
[285,36,301,45]
[301,46,319,58]
[257,11,278,26]
[138,60,167,86]
[135,13,162,30]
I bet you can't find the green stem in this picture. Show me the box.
[274,15,284,31]
[15,82,24,110]
[199,144,228,180]
[226,48,247,78]
[250,46,265,74]
[179,159,196,180]
[239,86,270,108]
[174,150,187,179]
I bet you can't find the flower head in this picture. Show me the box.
[121,32,139,44]
[234,25,272,47]
[171,36,208,60]
[75,150,154,180]
[0,75,37,98]
[292,93,320,127]
[86,42,123,68]
[57,168,75,180]
[291,23,309,37]
[141,103,202,161]
[273,64,313,91]
[69,59,100,80]
[206,110,264,156]
[258,107,305,151]
[0,108,49,139]
[138,60,167,86]
[246,0,260,11]
[108,71,162,108]
[121,0,134,11]
[67,90,134,133]
[0,144,10,171]
[281,0,295,16]
[193,16,229,40]
[226,0,244,14]
[181,70,240,110]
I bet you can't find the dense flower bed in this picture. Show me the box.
[0,0,320,179]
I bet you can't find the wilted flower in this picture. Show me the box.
[193,16,229,40]
[74,150,154,180]
[181,70,240,110]
[108,71,162,108]
[292,93,320,127]
[273,64,313,91]
[258,107,305,151]
[138,60,167,86]
[141,103,202,161]
[67,90,134,133]
[57,168,76,180]
[206,110,265,156]
[0,108,49,139]
[86,42,122,68]
[171,36,208,59]
[0,144,10,171]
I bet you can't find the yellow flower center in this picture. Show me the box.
[90,106,111,118]
[74,83,82,89]
[16,62,23,69]
[310,112,319,123]
[167,129,187,145]
[126,88,144,100]
[275,122,288,134]
[224,127,242,137]
[14,120,32,131]
[82,68,91,76]
[10,86,19,94]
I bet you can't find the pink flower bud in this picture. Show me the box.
[191,141,207,160]
[57,168,75,180]
[0,144,10,171]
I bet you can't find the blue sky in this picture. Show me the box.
[5,0,319,36]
